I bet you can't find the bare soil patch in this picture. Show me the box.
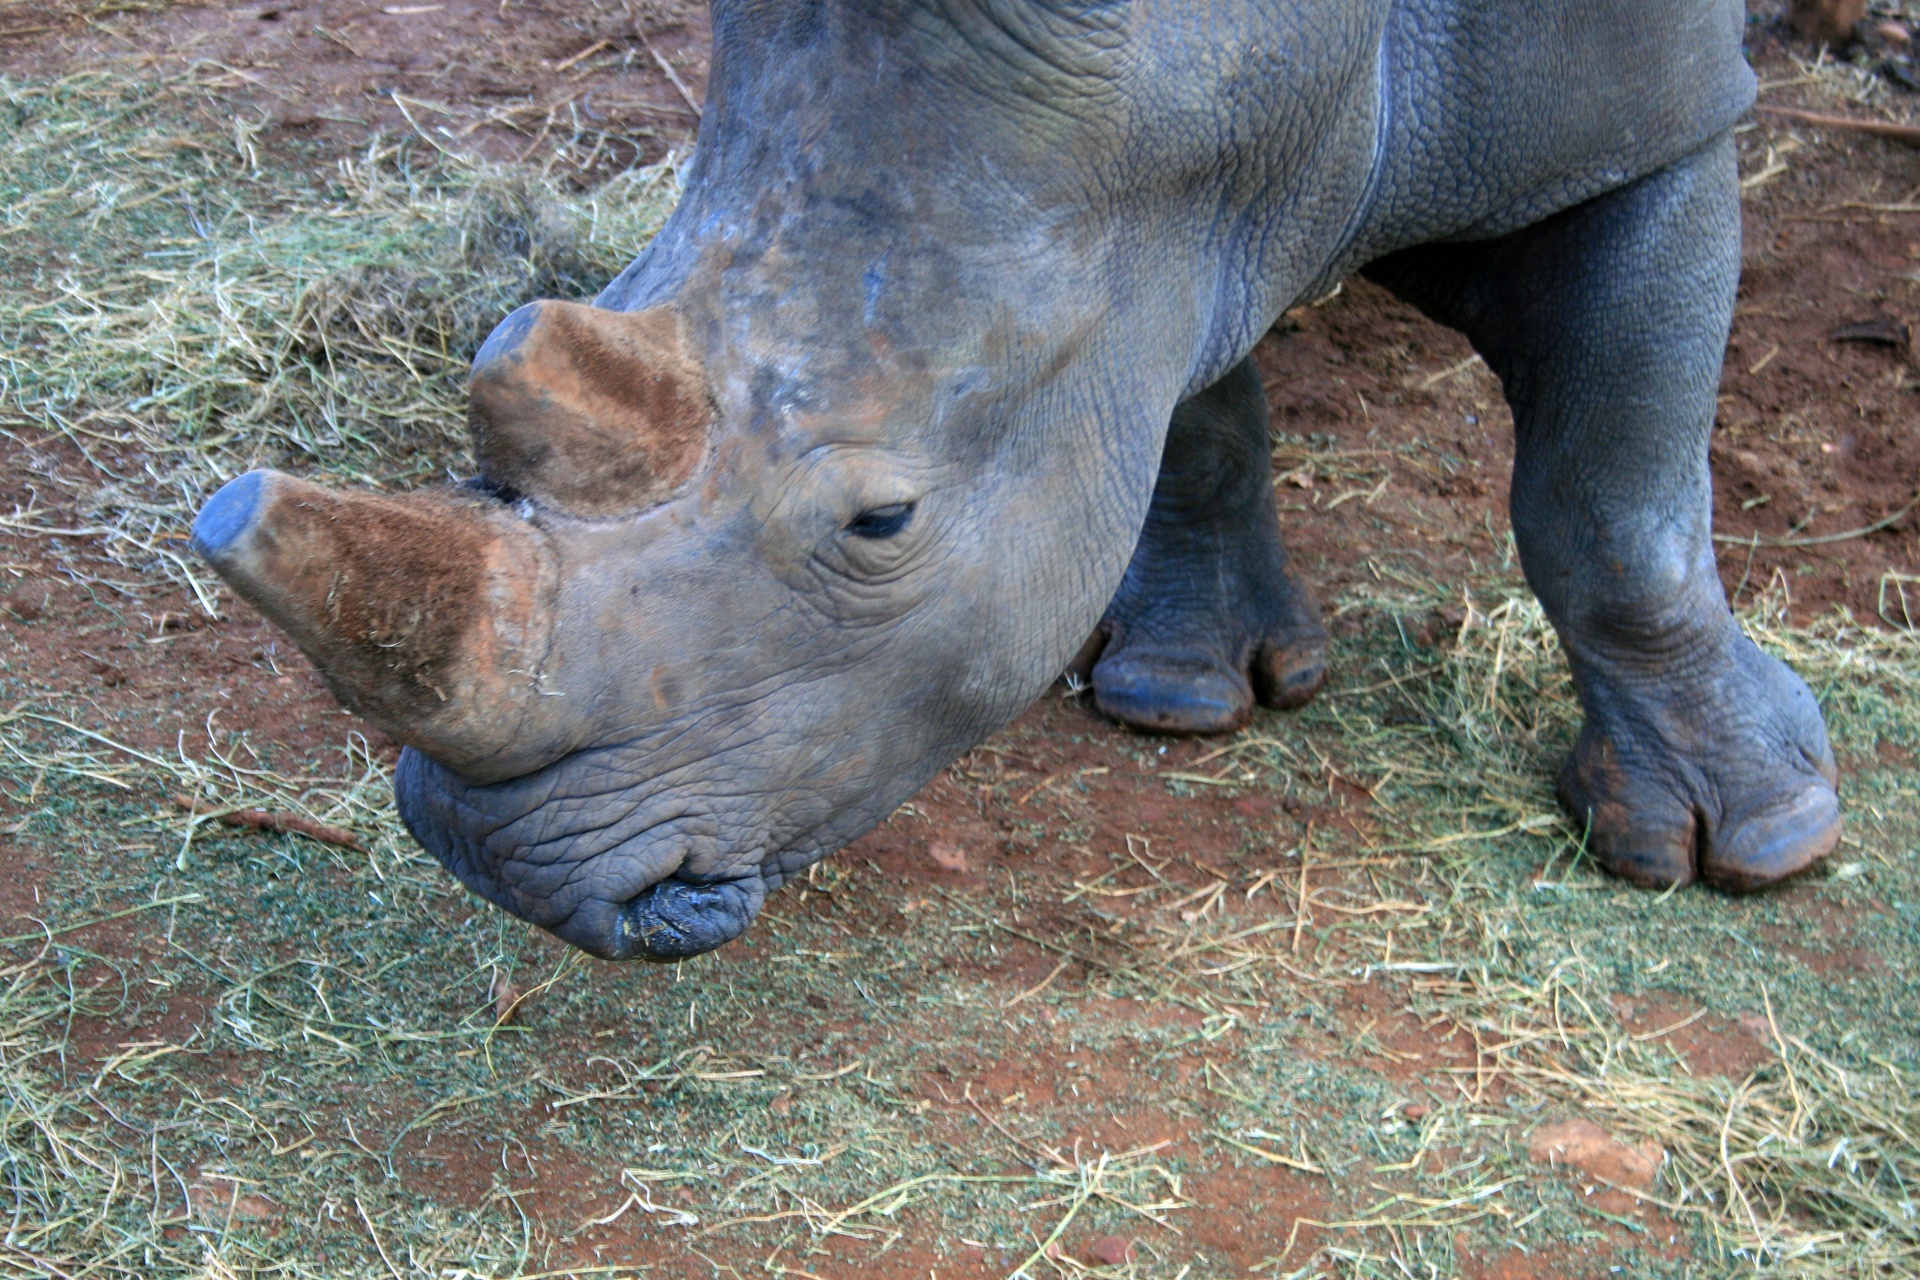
[1,0,710,179]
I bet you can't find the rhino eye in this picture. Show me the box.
[845,502,915,539]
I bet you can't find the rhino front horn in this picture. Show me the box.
[468,301,713,518]
[191,470,583,782]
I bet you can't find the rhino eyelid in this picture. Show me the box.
[844,502,915,539]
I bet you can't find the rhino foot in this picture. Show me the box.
[1558,634,1841,891]
[1088,572,1326,734]
[1077,358,1327,736]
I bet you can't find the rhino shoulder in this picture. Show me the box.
[1356,0,1755,252]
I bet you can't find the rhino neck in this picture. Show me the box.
[609,1,1389,382]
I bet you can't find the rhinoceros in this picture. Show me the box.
[191,0,1841,960]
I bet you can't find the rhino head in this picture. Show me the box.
[193,0,1374,958]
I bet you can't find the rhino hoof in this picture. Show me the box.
[1557,638,1841,892]
[1094,656,1255,734]
[1087,627,1329,735]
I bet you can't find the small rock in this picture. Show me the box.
[1405,606,1467,649]
[1397,614,1435,647]
[185,1171,280,1223]
[490,969,524,1024]
[1403,1103,1431,1121]
[928,841,970,873]
[1085,1236,1135,1266]
[1527,1117,1664,1193]
[1879,20,1911,45]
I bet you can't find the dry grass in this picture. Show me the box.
[1141,580,1920,1278]
[0,564,1896,1275]
[0,72,682,614]
[1420,594,1919,1276]
[1046,588,1906,1277]
[0,0,188,41]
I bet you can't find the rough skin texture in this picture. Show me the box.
[195,0,1837,959]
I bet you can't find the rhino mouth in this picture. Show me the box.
[396,745,771,961]
[610,877,767,960]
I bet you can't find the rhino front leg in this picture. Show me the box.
[1080,357,1327,734]
[1366,135,1839,891]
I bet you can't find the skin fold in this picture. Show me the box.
[192,1,1839,960]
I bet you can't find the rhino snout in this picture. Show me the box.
[395,745,772,961]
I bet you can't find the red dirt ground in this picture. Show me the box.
[1,0,711,178]
[0,4,1913,1279]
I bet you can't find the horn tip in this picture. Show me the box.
[192,469,278,563]
[471,301,546,378]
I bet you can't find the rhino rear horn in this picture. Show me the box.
[191,470,583,781]
[468,301,712,518]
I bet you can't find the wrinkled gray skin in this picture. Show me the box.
[205,0,1844,959]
